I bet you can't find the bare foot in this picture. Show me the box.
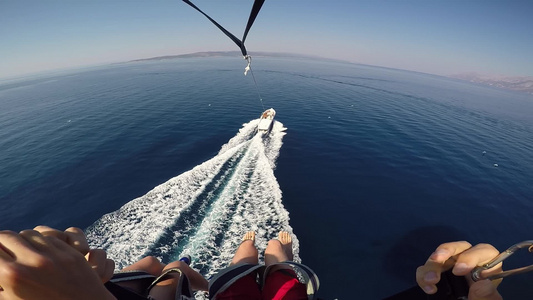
[264,231,293,271]
[242,231,256,243]
[278,231,293,261]
[230,231,258,266]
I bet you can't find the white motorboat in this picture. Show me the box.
[257,108,276,134]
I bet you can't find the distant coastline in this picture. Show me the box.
[129,51,533,95]
[129,51,348,64]
[5,51,530,96]
[449,72,533,95]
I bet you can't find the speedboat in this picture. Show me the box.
[257,108,276,134]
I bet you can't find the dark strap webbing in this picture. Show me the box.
[106,269,195,300]
[208,263,263,299]
[104,282,149,300]
[242,0,265,45]
[146,268,194,299]
[182,0,265,57]
[262,261,320,300]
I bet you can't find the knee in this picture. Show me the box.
[142,256,161,265]
[140,256,165,275]
[164,260,188,271]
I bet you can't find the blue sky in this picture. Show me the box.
[1,0,532,79]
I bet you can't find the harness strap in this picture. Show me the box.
[209,261,320,300]
[182,0,265,57]
[263,261,320,300]
[110,271,156,284]
[104,281,150,300]
[208,263,264,299]
[147,268,194,300]
[106,269,195,300]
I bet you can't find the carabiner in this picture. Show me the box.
[471,240,533,281]
[244,55,252,76]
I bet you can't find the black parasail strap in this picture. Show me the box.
[182,0,265,57]
[241,0,265,46]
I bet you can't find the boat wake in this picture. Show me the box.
[86,119,297,281]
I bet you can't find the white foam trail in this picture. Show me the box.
[86,119,296,283]
[218,119,260,155]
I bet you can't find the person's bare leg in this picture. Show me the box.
[174,261,209,291]
[148,261,180,300]
[263,232,307,300]
[121,256,165,275]
[278,231,293,261]
[230,231,258,266]
[117,256,165,293]
[264,231,293,271]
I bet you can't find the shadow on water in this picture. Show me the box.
[383,225,470,284]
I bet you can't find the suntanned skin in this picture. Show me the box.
[0,225,506,300]
[120,256,209,298]
[0,229,116,300]
[0,226,210,300]
[416,241,503,300]
[230,231,259,266]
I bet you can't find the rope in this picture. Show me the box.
[244,55,264,111]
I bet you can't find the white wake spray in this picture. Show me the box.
[86,119,297,281]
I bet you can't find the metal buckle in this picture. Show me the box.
[471,240,533,281]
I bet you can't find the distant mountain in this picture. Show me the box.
[129,51,347,63]
[450,72,533,94]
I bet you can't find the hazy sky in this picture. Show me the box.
[1,0,532,79]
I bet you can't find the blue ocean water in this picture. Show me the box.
[1,57,532,299]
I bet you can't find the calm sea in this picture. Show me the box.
[1,57,532,299]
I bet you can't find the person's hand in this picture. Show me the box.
[33,225,115,283]
[416,241,503,300]
[33,226,90,255]
[0,230,116,300]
